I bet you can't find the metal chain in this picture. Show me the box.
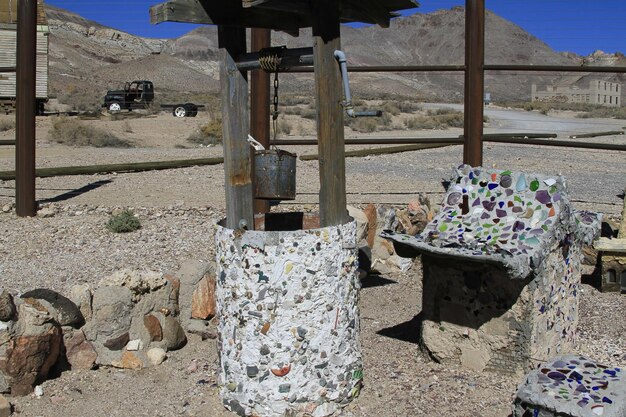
[272,69,279,142]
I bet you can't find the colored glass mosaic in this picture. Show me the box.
[514,355,626,417]
[382,165,601,279]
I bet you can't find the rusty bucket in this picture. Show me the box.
[254,149,296,200]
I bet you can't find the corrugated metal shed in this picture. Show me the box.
[0,0,49,100]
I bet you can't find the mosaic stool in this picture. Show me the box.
[383,165,601,374]
[513,355,625,417]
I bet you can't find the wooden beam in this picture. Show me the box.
[150,0,213,24]
[344,0,390,27]
[313,0,348,227]
[251,28,271,215]
[219,26,254,230]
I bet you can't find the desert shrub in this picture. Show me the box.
[349,118,378,133]
[381,101,401,116]
[300,109,317,120]
[282,95,310,106]
[0,119,15,132]
[282,106,302,116]
[276,118,292,135]
[404,115,438,130]
[122,121,133,133]
[187,119,223,146]
[57,88,101,113]
[397,101,421,113]
[576,106,626,119]
[49,116,132,147]
[106,209,141,233]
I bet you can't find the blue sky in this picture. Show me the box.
[46,0,625,56]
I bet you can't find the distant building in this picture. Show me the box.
[531,80,621,107]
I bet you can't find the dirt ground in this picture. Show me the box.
[0,108,625,417]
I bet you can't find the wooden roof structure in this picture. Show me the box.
[151,0,418,33]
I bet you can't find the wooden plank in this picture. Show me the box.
[219,26,254,230]
[150,0,213,25]
[594,237,626,253]
[299,143,451,161]
[619,188,626,239]
[313,0,349,227]
[344,0,390,27]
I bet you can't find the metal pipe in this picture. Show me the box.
[16,0,37,217]
[284,64,626,74]
[270,137,626,152]
[0,66,17,73]
[463,0,485,167]
[236,47,314,71]
[334,50,382,118]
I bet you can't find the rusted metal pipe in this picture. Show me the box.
[463,0,485,167]
[16,0,37,217]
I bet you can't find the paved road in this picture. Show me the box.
[421,103,626,136]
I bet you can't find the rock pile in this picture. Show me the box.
[0,260,217,397]
[349,196,435,276]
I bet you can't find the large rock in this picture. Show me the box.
[0,302,62,395]
[347,206,369,244]
[82,286,133,366]
[191,275,216,320]
[63,330,97,370]
[20,289,84,328]
[0,293,15,322]
[170,259,213,326]
[0,394,10,417]
[69,284,92,322]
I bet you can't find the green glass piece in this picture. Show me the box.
[439,223,448,232]
[514,196,523,203]
[501,170,512,176]
[550,185,557,194]
[530,179,540,191]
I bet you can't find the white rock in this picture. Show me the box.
[126,339,143,351]
[1,204,11,213]
[34,385,44,398]
[147,348,167,366]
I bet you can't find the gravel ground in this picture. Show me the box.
[0,112,625,417]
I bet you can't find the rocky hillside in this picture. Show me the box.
[44,5,622,107]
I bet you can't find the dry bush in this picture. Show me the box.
[188,119,223,146]
[381,101,401,116]
[397,101,421,113]
[49,116,132,148]
[405,109,464,130]
[576,106,626,119]
[276,117,292,135]
[300,109,317,120]
[0,119,15,132]
[57,86,102,113]
[349,118,378,133]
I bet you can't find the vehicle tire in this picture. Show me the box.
[108,101,122,113]
[173,105,187,118]
[184,103,197,118]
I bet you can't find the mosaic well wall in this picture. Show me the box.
[215,214,362,417]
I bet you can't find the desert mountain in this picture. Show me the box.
[44,5,622,107]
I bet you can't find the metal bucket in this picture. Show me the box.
[254,149,296,200]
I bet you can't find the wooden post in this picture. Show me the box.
[16,0,37,217]
[218,26,254,230]
[313,0,349,227]
[463,0,485,167]
[251,28,271,215]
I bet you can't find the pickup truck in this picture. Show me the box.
[102,80,202,117]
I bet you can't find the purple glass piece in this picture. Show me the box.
[553,192,561,202]
[536,190,552,204]
[505,188,513,196]
[496,209,507,218]
[481,212,491,220]
[447,192,462,206]
[512,207,523,213]
[575,384,589,393]
[482,201,496,211]
[499,175,512,188]
[548,371,567,381]
[513,221,525,232]
[472,198,481,207]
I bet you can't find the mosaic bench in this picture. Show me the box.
[513,355,625,417]
[382,165,601,374]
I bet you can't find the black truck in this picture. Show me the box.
[102,80,201,117]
